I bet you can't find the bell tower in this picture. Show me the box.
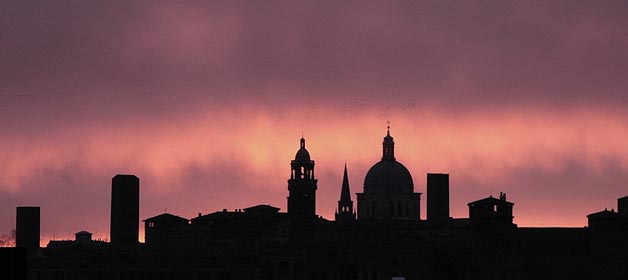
[287,137,317,218]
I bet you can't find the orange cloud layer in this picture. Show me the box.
[3,106,628,245]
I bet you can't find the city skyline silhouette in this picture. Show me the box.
[2,1,628,278]
[4,125,627,245]
[5,129,628,279]
[3,1,628,245]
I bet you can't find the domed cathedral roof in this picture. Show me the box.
[363,127,414,194]
[364,161,414,193]
[356,127,421,221]
[294,137,311,163]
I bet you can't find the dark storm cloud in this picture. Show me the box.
[1,0,627,125]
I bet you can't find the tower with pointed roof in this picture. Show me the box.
[287,137,318,218]
[335,164,356,223]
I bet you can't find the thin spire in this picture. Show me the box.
[340,163,351,202]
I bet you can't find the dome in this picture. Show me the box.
[363,127,414,193]
[364,160,414,193]
[295,147,311,162]
[294,137,311,163]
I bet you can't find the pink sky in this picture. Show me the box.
[1,1,628,245]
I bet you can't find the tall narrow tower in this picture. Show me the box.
[335,164,356,223]
[16,206,40,250]
[110,174,139,247]
[287,137,317,218]
[427,173,450,226]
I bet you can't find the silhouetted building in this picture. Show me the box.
[587,209,619,230]
[190,205,288,241]
[468,192,514,227]
[335,164,356,223]
[0,247,27,280]
[357,128,421,220]
[619,196,628,215]
[586,198,628,279]
[587,197,628,232]
[427,173,449,226]
[110,174,139,247]
[16,206,40,251]
[74,231,92,244]
[144,213,188,246]
[46,230,108,251]
[287,137,317,218]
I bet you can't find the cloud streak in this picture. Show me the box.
[3,108,628,244]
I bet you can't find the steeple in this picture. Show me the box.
[335,163,356,223]
[340,164,351,202]
[382,126,395,161]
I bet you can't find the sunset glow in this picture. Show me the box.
[2,1,628,246]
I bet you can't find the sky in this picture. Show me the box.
[1,1,628,246]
